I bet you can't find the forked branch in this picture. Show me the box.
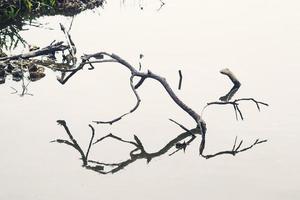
[0,22,267,174]
[50,52,268,174]
[203,98,269,120]
[54,119,200,174]
[51,120,96,167]
[202,137,267,159]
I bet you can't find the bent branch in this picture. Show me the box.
[1,23,269,174]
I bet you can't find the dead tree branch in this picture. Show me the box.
[168,119,197,156]
[202,138,267,159]
[85,125,95,160]
[52,63,268,173]
[93,75,141,124]
[54,120,200,174]
[202,98,269,120]
[0,22,268,174]
[198,69,268,157]
[0,41,68,61]
[51,53,268,173]
[51,120,96,166]
[60,23,77,66]
[77,52,206,130]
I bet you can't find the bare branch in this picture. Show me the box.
[0,42,68,61]
[169,118,200,135]
[202,139,267,159]
[60,23,77,66]
[54,120,202,174]
[134,76,146,89]
[93,75,141,125]
[50,139,76,148]
[236,98,269,107]
[203,98,269,121]
[93,133,138,147]
[169,134,196,156]
[56,120,87,166]
[84,52,205,129]
[232,136,238,151]
[178,70,182,90]
[85,124,95,160]
[31,26,269,175]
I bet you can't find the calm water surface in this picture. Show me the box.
[1,0,300,199]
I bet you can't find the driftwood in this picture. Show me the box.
[51,47,268,173]
[0,41,68,61]
[1,21,269,174]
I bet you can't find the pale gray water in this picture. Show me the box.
[1,0,300,199]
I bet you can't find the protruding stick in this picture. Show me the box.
[220,68,241,86]
[219,68,241,101]
[178,70,183,90]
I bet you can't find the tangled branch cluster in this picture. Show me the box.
[51,38,268,173]
[0,22,269,174]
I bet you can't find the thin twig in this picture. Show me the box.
[55,120,87,166]
[85,124,95,160]
[178,70,182,90]
[93,75,141,125]
[93,133,138,147]
[203,98,268,121]
[203,139,267,159]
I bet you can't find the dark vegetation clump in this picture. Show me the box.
[0,0,104,50]
[0,0,104,27]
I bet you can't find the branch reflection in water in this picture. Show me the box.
[1,20,269,174]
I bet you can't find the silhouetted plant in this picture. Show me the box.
[0,23,27,50]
